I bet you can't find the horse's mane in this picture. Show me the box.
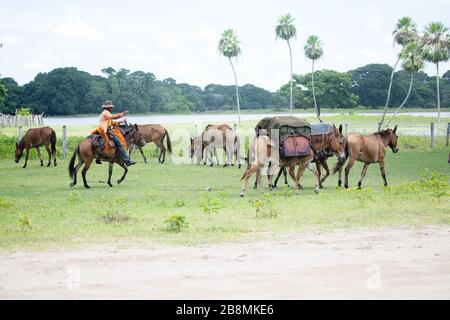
[374,129,392,138]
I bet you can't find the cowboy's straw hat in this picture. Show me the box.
[102,101,114,109]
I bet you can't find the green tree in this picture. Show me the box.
[379,17,418,130]
[0,82,7,111]
[386,41,424,126]
[304,35,324,122]
[275,13,297,116]
[421,22,450,123]
[218,29,242,125]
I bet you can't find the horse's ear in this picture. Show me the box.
[332,123,336,129]
[339,124,343,134]
[134,123,138,130]
[393,125,397,133]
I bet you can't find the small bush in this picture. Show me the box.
[165,214,188,232]
[249,193,279,218]
[0,197,11,209]
[17,214,32,231]
[198,192,221,218]
[346,188,375,208]
[420,171,450,203]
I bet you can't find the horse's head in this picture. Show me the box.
[126,124,145,147]
[385,125,399,153]
[329,124,346,162]
[14,142,23,163]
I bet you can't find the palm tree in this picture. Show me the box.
[218,29,242,126]
[379,17,418,130]
[421,22,450,124]
[275,14,297,116]
[304,35,324,122]
[386,41,424,126]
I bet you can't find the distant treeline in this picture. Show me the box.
[0,64,449,116]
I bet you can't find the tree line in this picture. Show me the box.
[0,64,449,116]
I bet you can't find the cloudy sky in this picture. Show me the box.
[0,0,449,91]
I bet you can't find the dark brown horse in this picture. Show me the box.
[273,124,346,188]
[334,126,399,189]
[130,124,172,164]
[69,124,145,188]
[15,127,57,168]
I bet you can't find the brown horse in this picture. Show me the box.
[190,126,241,168]
[69,124,145,188]
[273,124,346,188]
[240,135,319,197]
[334,126,399,189]
[130,124,172,164]
[15,127,57,168]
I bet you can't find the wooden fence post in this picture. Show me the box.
[430,122,434,148]
[194,124,198,138]
[344,123,348,135]
[62,125,67,160]
[18,126,23,143]
[233,123,237,132]
[446,123,450,147]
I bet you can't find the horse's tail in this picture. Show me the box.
[332,142,349,175]
[68,146,79,179]
[50,130,57,153]
[164,129,172,154]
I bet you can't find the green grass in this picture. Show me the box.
[0,144,449,252]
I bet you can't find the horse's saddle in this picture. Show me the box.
[280,134,311,159]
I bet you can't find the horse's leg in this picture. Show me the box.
[320,159,330,187]
[310,163,321,194]
[288,166,300,189]
[379,159,388,187]
[117,161,128,185]
[273,167,284,188]
[267,161,279,191]
[315,162,322,188]
[81,159,92,189]
[23,146,30,168]
[295,162,309,191]
[240,164,259,197]
[107,162,114,187]
[358,163,369,189]
[155,140,166,164]
[137,146,147,164]
[215,148,220,166]
[70,159,84,187]
[36,147,44,167]
[344,156,357,189]
[44,144,51,167]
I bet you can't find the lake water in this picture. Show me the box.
[42,111,450,126]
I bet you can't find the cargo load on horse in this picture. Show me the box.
[254,116,312,159]
[88,125,129,159]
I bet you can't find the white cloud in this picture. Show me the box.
[21,59,47,71]
[0,35,24,45]
[53,5,104,40]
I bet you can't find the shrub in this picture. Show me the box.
[165,214,188,232]
[198,192,221,218]
[17,214,32,231]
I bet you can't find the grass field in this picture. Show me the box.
[0,143,449,252]
[0,113,449,252]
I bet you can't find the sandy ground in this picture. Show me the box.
[1,226,450,299]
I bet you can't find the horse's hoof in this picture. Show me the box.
[117,180,123,185]
[22,165,27,169]
[108,182,113,187]
[314,188,320,194]
[319,184,324,189]
[84,185,90,189]
[46,163,50,167]
[239,193,244,198]
[70,183,76,187]
[54,163,57,167]
[238,164,242,169]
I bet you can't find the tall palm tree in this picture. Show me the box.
[379,17,418,130]
[421,22,450,124]
[275,14,297,116]
[304,35,324,122]
[386,41,424,126]
[218,29,242,126]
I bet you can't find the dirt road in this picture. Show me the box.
[1,226,449,299]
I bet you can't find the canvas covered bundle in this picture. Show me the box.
[255,116,312,159]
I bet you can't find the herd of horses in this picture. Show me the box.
[13,120,400,196]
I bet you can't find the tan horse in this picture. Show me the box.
[273,124,346,188]
[334,126,399,189]
[190,126,241,168]
[240,136,319,197]
[130,124,172,163]
[15,127,57,168]
[69,124,145,188]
